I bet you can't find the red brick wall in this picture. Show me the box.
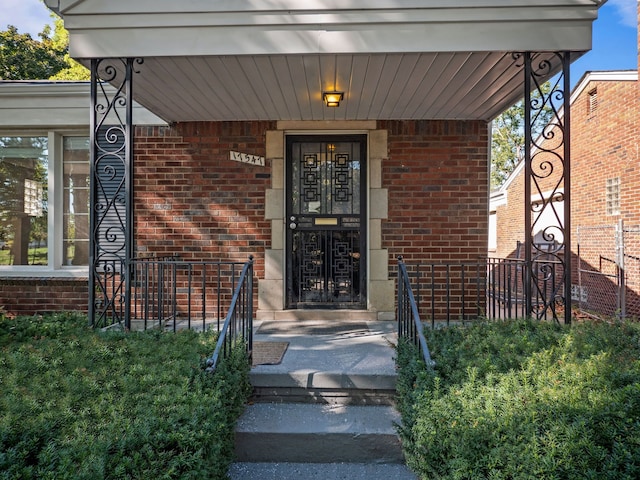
[0,278,89,316]
[3,119,493,317]
[133,121,276,280]
[381,120,490,263]
[493,168,526,259]
[380,120,490,320]
[572,79,640,229]
[1,121,275,317]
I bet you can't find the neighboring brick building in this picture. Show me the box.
[490,68,640,317]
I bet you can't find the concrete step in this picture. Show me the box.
[236,318,410,472]
[234,403,405,464]
[251,384,396,405]
[250,367,397,405]
[258,309,379,322]
[228,462,418,479]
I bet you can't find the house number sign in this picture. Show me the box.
[230,151,265,167]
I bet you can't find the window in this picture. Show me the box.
[63,137,90,265]
[488,211,497,251]
[0,136,49,265]
[0,133,89,269]
[606,177,620,216]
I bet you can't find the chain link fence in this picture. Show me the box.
[576,221,640,320]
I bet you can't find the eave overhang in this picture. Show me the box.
[43,0,604,123]
[0,82,166,129]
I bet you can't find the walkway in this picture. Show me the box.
[228,315,417,479]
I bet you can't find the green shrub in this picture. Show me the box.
[397,320,640,480]
[0,313,251,479]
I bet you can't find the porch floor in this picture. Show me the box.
[250,316,399,396]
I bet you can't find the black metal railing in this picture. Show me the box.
[397,257,434,367]
[93,255,255,370]
[488,257,564,321]
[398,257,562,328]
[129,256,253,332]
[486,257,527,320]
[400,259,487,328]
[205,256,254,372]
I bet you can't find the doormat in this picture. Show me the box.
[252,341,289,367]
[256,321,369,336]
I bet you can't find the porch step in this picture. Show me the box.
[250,363,397,405]
[257,309,379,322]
[252,384,396,405]
[234,403,405,463]
[228,462,418,480]
[230,318,415,477]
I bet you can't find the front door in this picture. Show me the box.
[286,135,367,309]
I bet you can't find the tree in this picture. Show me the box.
[0,9,89,81]
[491,102,525,189]
[491,82,555,189]
[48,17,90,81]
[0,24,67,79]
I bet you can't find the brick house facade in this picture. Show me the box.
[0,105,488,318]
[1,1,600,321]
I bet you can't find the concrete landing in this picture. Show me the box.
[250,319,398,403]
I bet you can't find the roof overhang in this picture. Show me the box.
[0,82,166,129]
[44,0,604,123]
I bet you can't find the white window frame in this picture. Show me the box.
[488,211,497,251]
[0,129,89,278]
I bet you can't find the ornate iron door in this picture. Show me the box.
[286,136,367,309]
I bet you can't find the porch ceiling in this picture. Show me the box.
[45,0,603,123]
[94,52,559,123]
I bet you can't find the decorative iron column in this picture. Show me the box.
[89,58,141,328]
[522,52,571,324]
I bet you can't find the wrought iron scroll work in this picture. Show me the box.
[520,52,571,324]
[89,58,142,328]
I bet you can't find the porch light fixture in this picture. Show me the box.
[323,91,344,107]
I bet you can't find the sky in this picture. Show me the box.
[0,0,637,87]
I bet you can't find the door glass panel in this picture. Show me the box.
[291,141,360,217]
[291,230,361,304]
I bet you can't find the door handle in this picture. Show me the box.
[289,216,297,230]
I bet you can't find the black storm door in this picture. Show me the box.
[286,135,367,309]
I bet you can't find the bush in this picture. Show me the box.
[0,313,251,479]
[397,320,640,479]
